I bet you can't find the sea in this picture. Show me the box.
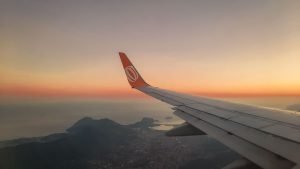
[0,96,299,141]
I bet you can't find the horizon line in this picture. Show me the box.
[1,85,300,98]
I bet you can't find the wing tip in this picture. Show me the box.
[119,51,125,55]
[118,52,149,88]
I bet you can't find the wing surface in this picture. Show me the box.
[119,52,300,169]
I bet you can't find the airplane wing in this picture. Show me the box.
[119,52,300,169]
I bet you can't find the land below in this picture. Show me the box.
[0,117,239,169]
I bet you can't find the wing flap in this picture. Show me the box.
[174,110,294,169]
[262,124,300,142]
[165,122,206,136]
[176,105,300,163]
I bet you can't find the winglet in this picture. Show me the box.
[119,52,149,88]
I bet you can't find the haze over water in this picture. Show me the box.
[1,96,299,141]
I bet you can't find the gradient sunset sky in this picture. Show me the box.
[1,0,300,98]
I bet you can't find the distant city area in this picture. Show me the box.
[0,117,239,169]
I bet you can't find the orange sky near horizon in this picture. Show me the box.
[1,1,300,98]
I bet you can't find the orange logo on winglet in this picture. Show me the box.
[125,66,139,82]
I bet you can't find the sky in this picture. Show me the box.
[1,0,300,98]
